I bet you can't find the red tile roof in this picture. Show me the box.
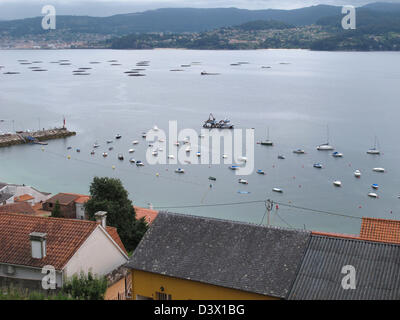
[134,206,158,224]
[0,213,126,269]
[45,193,90,206]
[0,202,36,215]
[360,217,400,245]
[106,226,128,255]
[14,194,34,202]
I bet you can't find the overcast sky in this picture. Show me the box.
[0,0,396,20]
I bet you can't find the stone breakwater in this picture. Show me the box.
[0,128,76,147]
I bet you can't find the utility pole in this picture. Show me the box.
[266,199,273,227]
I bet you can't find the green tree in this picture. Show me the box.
[51,200,62,218]
[61,271,108,300]
[84,177,148,252]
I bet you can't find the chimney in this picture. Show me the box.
[95,211,107,228]
[29,232,47,259]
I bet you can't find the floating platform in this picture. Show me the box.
[0,127,76,148]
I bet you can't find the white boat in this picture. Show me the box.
[373,168,385,173]
[368,193,378,198]
[372,184,379,190]
[317,126,334,151]
[229,165,240,170]
[175,168,185,173]
[293,149,305,154]
[118,153,124,160]
[102,152,108,157]
[185,147,191,153]
[196,152,201,157]
[141,132,147,138]
[367,136,380,155]
[313,163,323,169]
[272,188,283,193]
[159,138,165,142]
[332,152,343,158]
[257,169,265,175]
[238,179,248,184]
[132,140,139,145]
[115,134,122,139]
[333,180,342,187]
[153,125,159,131]
[106,140,113,144]
[136,160,144,166]
[354,170,361,178]
[260,127,273,146]
[222,154,228,159]
[93,143,100,148]
[168,155,175,159]
[128,149,135,153]
[152,150,158,156]
[174,142,180,146]
[129,158,135,163]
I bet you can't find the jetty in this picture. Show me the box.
[0,127,76,148]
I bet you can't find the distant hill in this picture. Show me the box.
[235,20,294,31]
[0,5,341,37]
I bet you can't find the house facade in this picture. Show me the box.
[0,182,51,205]
[42,193,90,219]
[0,211,128,293]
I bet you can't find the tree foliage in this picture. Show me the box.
[61,271,108,300]
[51,200,62,218]
[84,177,148,252]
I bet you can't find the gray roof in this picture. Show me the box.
[288,235,400,300]
[127,212,311,298]
[0,193,13,203]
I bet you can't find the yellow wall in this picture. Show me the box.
[105,274,130,300]
[131,269,278,300]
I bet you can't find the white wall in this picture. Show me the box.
[63,226,127,279]
[75,203,85,220]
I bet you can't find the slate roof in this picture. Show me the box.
[127,212,311,298]
[0,213,127,269]
[288,235,400,300]
[0,193,13,203]
[360,217,400,245]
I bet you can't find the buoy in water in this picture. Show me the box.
[67,155,71,159]
[156,173,159,177]
[112,165,116,170]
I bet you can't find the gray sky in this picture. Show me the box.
[0,0,396,20]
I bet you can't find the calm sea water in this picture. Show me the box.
[1,49,399,234]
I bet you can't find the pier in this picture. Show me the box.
[0,127,76,148]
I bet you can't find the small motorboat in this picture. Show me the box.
[238,179,248,184]
[272,188,283,193]
[93,143,100,148]
[175,168,185,174]
[185,147,191,153]
[196,152,201,157]
[118,153,124,160]
[115,134,122,139]
[333,180,342,187]
[222,154,228,159]
[168,155,175,159]
[136,160,144,166]
[142,132,147,138]
[293,149,305,154]
[76,149,81,153]
[313,163,323,169]
[372,184,379,190]
[109,147,113,151]
[354,170,361,178]
[158,147,163,151]
[332,152,343,158]
[174,142,180,146]
[229,166,240,170]
[238,157,247,162]
[368,193,378,198]
[153,125,159,131]
[257,170,265,175]
[90,150,95,155]
[278,155,286,160]
[373,168,385,173]
[67,146,72,150]
[129,158,136,163]
[129,149,135,153]
[132,140,139,145]
[102,152,108,157]
[152,150,158,156]
[106,140,113,144]
[208,176,217,181]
